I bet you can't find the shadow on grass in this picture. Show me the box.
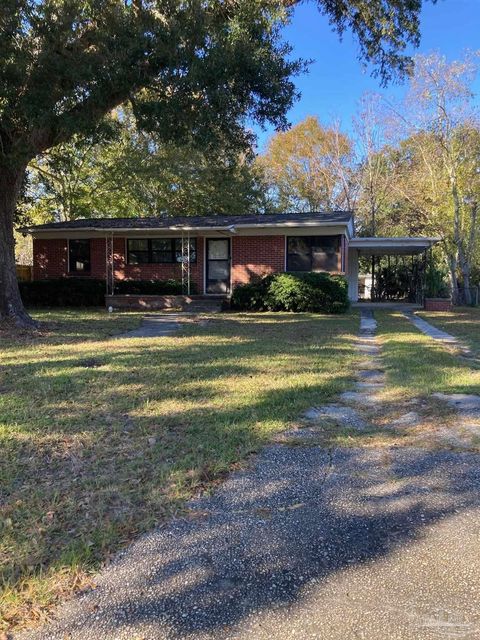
[1,311,360,623]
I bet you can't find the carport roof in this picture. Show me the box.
[349,237,439,256]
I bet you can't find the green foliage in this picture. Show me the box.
[375,260,421,302]
[231,272,349,313]
[354,52,480,302]
[424,264,450,299]
[19,278,199,306]
[114,279,197,296]
[19,279,106,307]
[22,112,268,222]
[0,1,304,165]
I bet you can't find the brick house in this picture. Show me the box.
[23,212,438,302]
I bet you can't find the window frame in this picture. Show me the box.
[126,238,197,265]
[68,238,91,274]
[286,235,342,273]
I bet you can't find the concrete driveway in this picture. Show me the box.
[18,445,480,640]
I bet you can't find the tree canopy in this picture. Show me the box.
[23,112,267,222]
[257,116,356,212]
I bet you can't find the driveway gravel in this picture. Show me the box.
[17,446,480,640]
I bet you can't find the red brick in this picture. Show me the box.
[424,298,452,312]
[33,239,68,279]
[112,237,204,292]
[231,235,285,287]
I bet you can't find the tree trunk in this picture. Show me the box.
[448,254,459,305]
[449,174,470,305]
[459,202,478,306]
[0,163,36,327]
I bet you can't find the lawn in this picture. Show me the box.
[418,306,480,354]
[0,308,359,631]
[376,310,480,399]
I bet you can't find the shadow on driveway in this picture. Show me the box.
[18,445,480,640]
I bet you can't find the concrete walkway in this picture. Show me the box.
[17,312,480,640]
[403,312,475,359]
[118,314,182,338]
[403,312,459,345]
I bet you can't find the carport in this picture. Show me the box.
[347,237,440,302]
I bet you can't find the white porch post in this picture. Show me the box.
[347,248,359,302]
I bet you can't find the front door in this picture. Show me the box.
[206,238,231,293]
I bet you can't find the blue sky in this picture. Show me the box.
[254,0,480,151]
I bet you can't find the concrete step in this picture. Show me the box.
[181,300,225,313]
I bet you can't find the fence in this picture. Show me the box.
[16,264,33,282]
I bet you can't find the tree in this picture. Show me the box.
[354,93,396,236]
[24,114,267,221]
[257,116,356,212]
[382,52,480,303]
[1,0,430,326]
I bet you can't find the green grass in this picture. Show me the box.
[376,310,480,399]
[418,306,480,354]
[0,308,359,631]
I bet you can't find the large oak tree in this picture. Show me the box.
[1,0,428,326]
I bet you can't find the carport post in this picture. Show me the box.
[347,247,359,302]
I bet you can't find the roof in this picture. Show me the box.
[350,237,440,256]
[22,211,353,233]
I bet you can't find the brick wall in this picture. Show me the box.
[32,237,202,287]
[231,235,285,287]
[33,239,68,279]
[33,233,345,291]
[424,298,452,312]
[33,238,106,279]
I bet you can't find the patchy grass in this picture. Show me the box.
[418,306,480,354]
[367,310,480,451]
[0,309,359,631]
[376,310,480,400]
[277,310,480,455]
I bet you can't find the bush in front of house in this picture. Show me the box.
[19,278,106,307]
[113,279,197,296]
[231,272,349,313]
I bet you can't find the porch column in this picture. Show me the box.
[347,248,359,302]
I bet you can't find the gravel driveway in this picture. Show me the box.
[17,445,480,640]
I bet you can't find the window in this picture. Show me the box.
[151,239,172,263]
[127,239,149,264]
[127,238,197,264]
[69,239,91,273]
[287,236,341,273]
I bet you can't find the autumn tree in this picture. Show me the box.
[0,0,431,326]
[257,116,357,212]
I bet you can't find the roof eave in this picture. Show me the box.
[22,219,352,235]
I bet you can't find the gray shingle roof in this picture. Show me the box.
[23,211,352,232]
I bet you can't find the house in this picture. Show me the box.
[23,212,438,304]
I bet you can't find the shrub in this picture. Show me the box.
[424,264,450,299]
[231,272,349,314]
[113,279,197,295]
[229,278,271,311]
[19,278,106,307]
